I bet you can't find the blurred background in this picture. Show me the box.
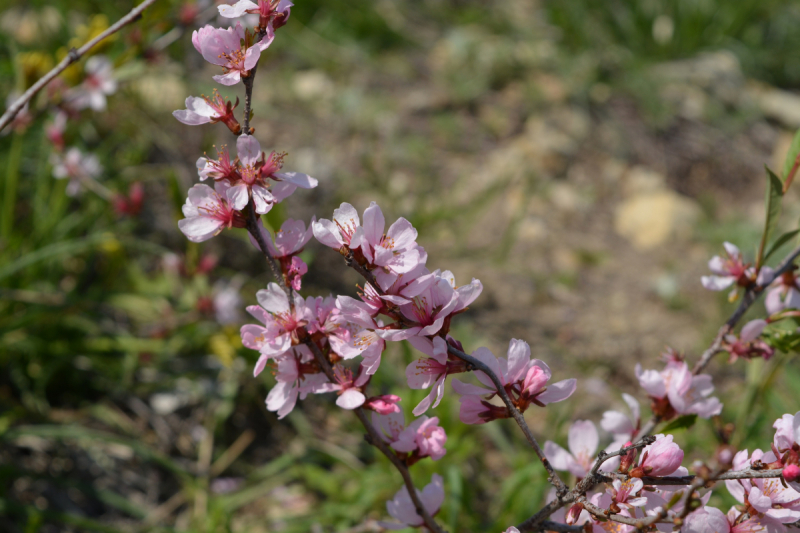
[2,0,800,531]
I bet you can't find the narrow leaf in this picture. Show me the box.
[660,414,697,433]
[782,128,800,183]
[757,167,784,269]
[763,229,800,265]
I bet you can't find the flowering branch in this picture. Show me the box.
[599,467,786,486]
[444,343,568,494]
[166,2,800,531]
[693,242,800,375]
[341,254,568,494]
[0,0,159,133]
[301,337,446,533]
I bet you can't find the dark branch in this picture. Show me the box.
[0,0,160,132]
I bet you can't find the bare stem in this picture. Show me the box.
[444,344,568,495]
[302,338,446,533]
[0,0,159,132]
[245,202,290,295]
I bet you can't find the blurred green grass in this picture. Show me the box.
[3,0,800,531]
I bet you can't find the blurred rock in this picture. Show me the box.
[749,82,800,128]
[614,167,700,250]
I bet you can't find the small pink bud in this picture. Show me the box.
[784,464,800,482]
[638,435,684,476]
[363,394,401,415]
[565,503,584,525]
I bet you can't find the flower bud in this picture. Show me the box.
[614,441,634,473]
[635,435,684,477]
[565,503,584,525]
[784,464,800,483]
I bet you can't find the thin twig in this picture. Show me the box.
[539,521,584,532]
[444,344,568,495]
[302,338,446,533]
[245,202,290,295]
[0,0,159,132]
[694,242,800,375]
[534,245,800,531]
[599,467,785,486]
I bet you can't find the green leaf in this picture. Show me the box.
[763,229,800,264]
[782,128,800,182]
[757,167,784,269]
[660,414,698,433]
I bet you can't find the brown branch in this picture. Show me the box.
[444,344,568,495]
[694,242,800,375]
[245,202,290,295]
[600,467,785,486]
[0,0,159,132]
[539,521,585,532]
[302,338,446,533]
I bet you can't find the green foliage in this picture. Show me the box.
[659,414,697,433]
[757,167,784,268]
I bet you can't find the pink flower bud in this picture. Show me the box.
[565,503,584,525]
[784,464,800,482]
[637,434,684,477]
[363,395,401,415]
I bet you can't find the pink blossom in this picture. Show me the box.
[544,420,619,478]
[681,506,782,533]
[701,242,750,291]
[601,393,641,442]
[50,147,103,196]
[608,478,648,509]
[726,449,800,523]
[374,262,431,307]
[313,202,424,277]
[173,90,241,133]
[333,296,387,374]
[212,278,244,325]
[229,134,277,213]
[545,490,592,527]
[249,217,315,289]
[633,434,684,477]
[405,336,455,416]
[259,149,318,202]
[773,412,800,452]
[316,365,369,409]
[178,182,245,242]
[197,145,239,183]
[379,474,444,530]
[265,346,328,419]
[286,257,307,290]
[765,271,800,315]
[503,528,520,533]
[192,23,274,85]
[362,394,401,414]
[69,56,117,111]
[391,415,447,461]
[218,0,292,31]
[452,339,577,414]
[397,271,461,336]
[372,410,406,443]
[241,283,309,372]
[265,218,315,257]
[45,111,67,150]
[457,394,507,425]
[635,358,722,419]
[723,319,774,362]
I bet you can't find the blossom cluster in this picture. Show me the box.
[166,1,800,530]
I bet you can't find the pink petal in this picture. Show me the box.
[336,389,366,409]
